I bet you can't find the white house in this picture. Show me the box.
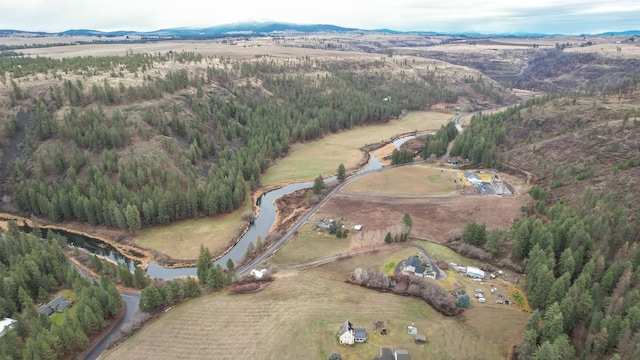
[466,266,485,279]
[0,318,17,338]
[339,321,355,345]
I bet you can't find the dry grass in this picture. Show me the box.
[342,165,458,195]
[261,112,453,185]
[269,223,352,266]
[134,198,251,260]
[103,255,528,360]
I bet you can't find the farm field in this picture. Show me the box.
[319,192,526,244]
[101,266,528,360]
[269,222,352,266]
[261,111,452,185]
[342,165,459,195]
[133,197,251,260]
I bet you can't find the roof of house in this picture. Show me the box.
[395,349,410,360]
[0,318,17,336]
[339,321,353,335]
[406,255,426,274]
[48,295,67,309]
[354,328,367,338]
[37,304,53,315]
[56,300,73,312]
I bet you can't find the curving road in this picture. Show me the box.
[236,113,472,277]
[87,291,140,360]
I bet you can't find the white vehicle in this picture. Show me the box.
[478,297,486,303]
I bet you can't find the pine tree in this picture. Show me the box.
[312,175,324,195]
[196,244,213,284]
[336,163,346,181]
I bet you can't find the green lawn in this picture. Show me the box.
[48,289,77,326]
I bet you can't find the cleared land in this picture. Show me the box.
[104,246,527,360]
[261,111,452,185]
[134,199,251,260]
[319,193,525,244]
[342,165,459,195]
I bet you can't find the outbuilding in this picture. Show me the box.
[466,266,485,279]
[0,318,16,338]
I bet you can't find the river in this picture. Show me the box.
[6,134,416,280]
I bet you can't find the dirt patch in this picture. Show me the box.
[319,194,526,244]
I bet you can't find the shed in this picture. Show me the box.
[414,334,427,343]
[394,349,410,360]
[0,318,17,338]
[466,266,485,279]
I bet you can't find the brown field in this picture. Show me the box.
[319,193,525,244]
[102,264,528,360]
[342,165,459,195]
[261,111,453,185]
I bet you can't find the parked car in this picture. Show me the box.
[478,297,486,303]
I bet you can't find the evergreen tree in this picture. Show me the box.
[139,284,164,313]
[456,293,471,308]
[384,232,392,244]
[196,244,213,283]
[312,175,325,195]
[336,163,346,181]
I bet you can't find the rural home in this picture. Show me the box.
[394,349,410,360]
[339,321,355,345]
[38,295,73,316]
[338,321,368,345]
[466,266,485,279]
[0,318,16,337]
[402,255,426,277]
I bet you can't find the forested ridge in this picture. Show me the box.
[449,89,640,359]
[0,52,505,233]
[0,224,123,359]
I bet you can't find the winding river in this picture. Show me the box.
[8,134,418,280]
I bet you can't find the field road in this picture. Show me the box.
[236,113,472,277]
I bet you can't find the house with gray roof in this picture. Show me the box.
[37,295,73,316]
[402,255,426,277]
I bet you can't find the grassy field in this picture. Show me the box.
[342,165,458,195]
[102,266,527,360]
[133,196,251,260]
[269,222,352,266]
[261,112,452,185]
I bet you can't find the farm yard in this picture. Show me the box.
[101,263,528,360]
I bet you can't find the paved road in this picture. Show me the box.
[236,113,472,277]
[87,291,140,360]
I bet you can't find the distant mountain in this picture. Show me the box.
[1,22,639,39]
[592,30,640,36]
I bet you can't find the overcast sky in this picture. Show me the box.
[1,0,639,34]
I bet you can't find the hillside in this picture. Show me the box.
[0,45,513,251]
[447,86,640,359]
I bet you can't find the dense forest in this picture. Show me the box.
[0,52,487,233]
[0,224,123,359]
[450,91,640,359]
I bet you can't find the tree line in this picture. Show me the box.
[0,223,123,359]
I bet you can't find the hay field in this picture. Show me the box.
[134,198,251,260]
[342,165,458,195]
[262,112,452,185]
[102,266,527,360]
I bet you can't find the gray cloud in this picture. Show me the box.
[0,0,638,34]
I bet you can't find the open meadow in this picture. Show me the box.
[133,201,250,261]
[103,245,528,360]
[269,222,352,266]
[341,165,459,195]
[261,111,452,185]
